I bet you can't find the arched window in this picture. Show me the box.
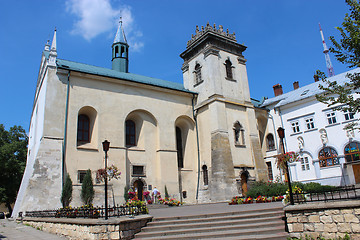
[344,142,360,163]
[115,46,119,57]
[126,120,136,146]
[77,114,90,143]
[318,147,339,167]
[194,63,202,85]
[234,122,245,146]
[176,127,184,168]
[225,59,233,79]
[266,134,275,151]
[202,165,208,185]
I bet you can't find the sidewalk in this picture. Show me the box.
[0,219,66,240]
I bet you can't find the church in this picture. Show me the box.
[12,22,269,217]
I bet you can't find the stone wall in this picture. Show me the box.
[21,215,152,240]
[285,200,360,240]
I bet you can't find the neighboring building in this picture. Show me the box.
[261,69,360,187]
[12,22,268,217]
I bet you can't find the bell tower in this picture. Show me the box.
[112,18,129,73]
[180,23,268,202]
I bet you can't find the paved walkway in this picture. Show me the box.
[148,201,284,218]
[0,219,66,240]
[0,202,284,239]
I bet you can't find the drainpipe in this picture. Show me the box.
[62,71,71,187]
[192,94,201,200]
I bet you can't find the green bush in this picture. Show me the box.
[246,181,338,198]
[124,185,130,202]
[164,185,169,199]
[81,169,94,205]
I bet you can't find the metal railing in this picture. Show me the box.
[293,185,360,204]
[22,205,148,219]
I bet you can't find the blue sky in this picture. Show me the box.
[0,0,352,130]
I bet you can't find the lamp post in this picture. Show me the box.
[277,127,294,205]
[102,140,110,219]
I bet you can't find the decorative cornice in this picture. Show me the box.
[203,48,220,59]
[187,22,236,48]
[181,63,189,73]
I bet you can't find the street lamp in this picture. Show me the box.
[277,127,294,205]
[102,140,110,219]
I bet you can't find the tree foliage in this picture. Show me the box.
[0,124,28,214]
[316,0,360,121]
[61,174,73,207]
[81,169,94,205]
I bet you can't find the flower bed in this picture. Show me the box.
[158,197,182,206]
[229,195,284,205]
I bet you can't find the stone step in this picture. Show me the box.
[134,225,287,239]
[147,210,284,226]
[151,206,284,222]
[142,215,283,232]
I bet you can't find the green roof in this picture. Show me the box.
[55,58,195,94]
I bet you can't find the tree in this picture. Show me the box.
[316,0,360,123]
[81,169,94,205]
[61,174,73,207]
[0,124,28,215]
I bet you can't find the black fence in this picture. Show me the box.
[21,205,148,219]
[293,185,360,204]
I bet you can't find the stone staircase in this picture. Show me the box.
[133,205,288,239]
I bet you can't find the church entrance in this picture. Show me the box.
[133,180,144,200]
[241,172,248,196]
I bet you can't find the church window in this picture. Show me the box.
[194,63,202,85]
[176,127,184,168]
[132,165,145,176]
[77,114,90,143]
[266,133,275,151]
[266,162,273,180]
[78,170,87,183]
[202,165,208,185]
[126,120,136,146]
[234,122,245,146]
[344,142,360,163]
[225,59,233,79]
[318,147,339,167]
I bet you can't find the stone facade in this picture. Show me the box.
[285,200,360,239]
[22,215,151,240]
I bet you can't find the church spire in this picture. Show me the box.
[112,18,129,73]
[113,17,127,44]
[48,28,57,67]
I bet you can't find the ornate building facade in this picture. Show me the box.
[13,22,268,217]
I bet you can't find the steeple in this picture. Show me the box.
[112,18,129,73]
[48,28,57,67]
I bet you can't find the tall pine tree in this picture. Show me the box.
[81,169,94,205]
[61,174,73,207]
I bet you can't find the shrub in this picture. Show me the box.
[61,174,73,207]
[164,185,169,199]
[81,169,94,205]
[124,185,130,202]
[245,181,337,198]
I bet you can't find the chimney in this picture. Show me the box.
[293,81,299,90]
[314,74,319,82]
[273,84,283,97]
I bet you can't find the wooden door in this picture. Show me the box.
[353,164,360,184]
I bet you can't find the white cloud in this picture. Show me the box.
[66,0,144,51]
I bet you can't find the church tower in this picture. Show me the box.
[181,23,267,202]
[112,19,129,73]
